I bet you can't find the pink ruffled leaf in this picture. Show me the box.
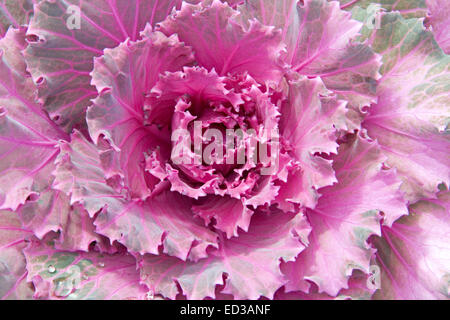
[0,27,66,211]
[373,191,450,299]
[278,76,346,209]
[23,0,187,132]
[361,12,450,202]
[282,134,407,296]
[24,241,148,300]
[159,0,285,85]
[140,210,311,300]
[53,131,218,260]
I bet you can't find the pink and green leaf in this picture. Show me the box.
[359,12,450,201]
[24,241,148,299]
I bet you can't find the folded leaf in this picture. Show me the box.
[192,196,253,239]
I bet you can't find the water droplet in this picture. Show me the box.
[53,266,81,298]
[53,278,74,298]
[47,265,56,273]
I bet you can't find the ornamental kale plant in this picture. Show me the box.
[0,0,448,300]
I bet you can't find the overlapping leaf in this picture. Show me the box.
[282,134,406,296]
[238,0,381,112]
[53,131,218,261]
[0,0,447,301]
[278,76,347,209]
[140,210,311,300]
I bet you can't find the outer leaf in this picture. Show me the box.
[0,27,66,211]
[426,0,450,54]
[338,0,427,19]
[373,191,450,299]
[282,134,407,296]
[53,131,218,261]
[0,0,38,36]
[238,0,381,109]
[87,27,194,200]
[18,188,113,253]
[140,210,311,300]
[94,191,219,261]
[24,241,148,300]
[159,0,285,85]
[359,12,450,201]
[0,210,34,299]
[24,0,187,132]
